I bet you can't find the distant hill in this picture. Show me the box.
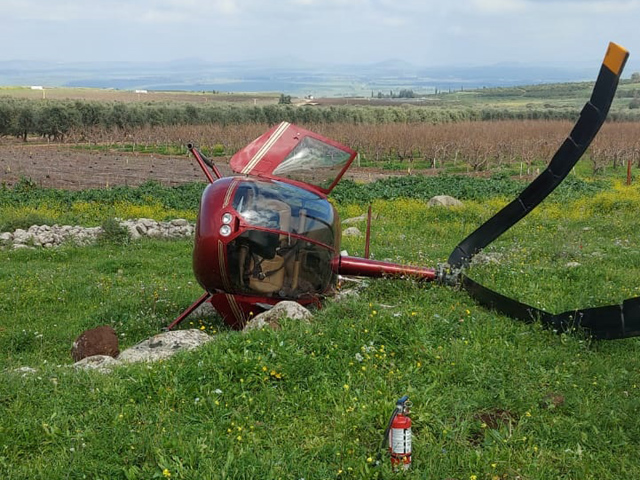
[1,57,638,97]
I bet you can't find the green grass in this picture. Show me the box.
[3,182,640,479]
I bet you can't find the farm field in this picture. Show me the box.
[2,177,640,479]
[0,86,282,104]
[2,82,640,479]
[2,121,640,190]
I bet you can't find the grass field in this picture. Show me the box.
[2,175,640,479]
[0,86,282,104]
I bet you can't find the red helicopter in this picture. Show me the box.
[168,42,639,340]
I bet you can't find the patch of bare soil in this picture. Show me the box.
[0,143,408,190]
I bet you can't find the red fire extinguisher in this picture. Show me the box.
[383,395,412,470]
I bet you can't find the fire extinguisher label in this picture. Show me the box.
[391,427,411,454]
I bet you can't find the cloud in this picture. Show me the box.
[0,0,638,66]
[1,0,245,23]
[468,0,529,14]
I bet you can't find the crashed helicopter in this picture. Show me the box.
[167,42,639,340]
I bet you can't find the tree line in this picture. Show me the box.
[1,96,640,142]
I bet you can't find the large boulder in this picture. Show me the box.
[342,227,362,237]
[117,329,213,363]
[428,195,463,207]
[73,355,119,373]
[243,301,312,331]
[71,325,119,362]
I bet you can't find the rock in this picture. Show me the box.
[13,366,37,376]
[342,214,367,225]
[471,252,503,265]
[73,355,119,373]
[342,227,362,237]
[565,262,581,268]
[428,195,463,207]
[141,218,157,228]
[192,300,218,318]
[1,218,195,250]
[117,329,213,363]
[12,229,32,244]
[243,301,312,331]
[71,325,120,362]
[127,226,142,240]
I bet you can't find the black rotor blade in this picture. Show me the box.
[449,42,629,269]
[446,43,639,340]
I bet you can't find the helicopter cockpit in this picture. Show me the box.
[224,179,339,299]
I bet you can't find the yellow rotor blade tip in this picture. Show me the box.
[604,42,629,76]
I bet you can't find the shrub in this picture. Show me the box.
[98,218,130,245]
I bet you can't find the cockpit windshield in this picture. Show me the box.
[229,122,357,194]
[232,179,336,245]
[272,136,354,191]
[225,179,338,299]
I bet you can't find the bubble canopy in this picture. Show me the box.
[229,121,358,194]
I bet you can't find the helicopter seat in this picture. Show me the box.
[259,198,291,236]
[244,198,291,294]
[248,255,286,294]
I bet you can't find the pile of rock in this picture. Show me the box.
[0,218,195,249]
[120,218,194,240]
[1,224,102,249]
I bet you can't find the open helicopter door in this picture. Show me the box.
[229,122,358,195]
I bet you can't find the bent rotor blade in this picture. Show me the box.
[448,42,629,269]
[447,43,638,340]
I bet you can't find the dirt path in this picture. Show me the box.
[0,144,406,190]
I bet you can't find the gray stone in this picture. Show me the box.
[471,252,503,265]
[342,227,362,237]
[73,355,119,373]
[428,195,463,207]
[141,218,157,228]
[127,226,142,240]
[243,301,312,331]
[13,366,37,376]
[12,229,31,244]
[342,214,367,225]
[192,300,218,318]
[1,218,196,249]
[117,329,213,363]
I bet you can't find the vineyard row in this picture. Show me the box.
[70,121,640,174]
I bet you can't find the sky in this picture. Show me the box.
[1,0,639,68]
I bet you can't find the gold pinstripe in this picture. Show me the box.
[223,179,239,208]
[226,294,244,322]
[241,122,290,174]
